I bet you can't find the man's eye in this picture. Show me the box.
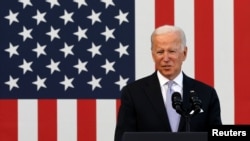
[156,51,164,54]
[169,49,177,53]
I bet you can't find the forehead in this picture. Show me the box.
[153,32,182,46]
[154,31,180,40]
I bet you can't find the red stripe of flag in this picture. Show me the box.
[77,100,96,141]
[194,0,214,86]
[0,100,18,141]
[234,0,250,124]
[155,0,174,27]
[38,100,57,141]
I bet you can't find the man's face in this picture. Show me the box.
[151,32,187,80]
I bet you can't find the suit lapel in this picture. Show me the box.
[144,72,172,131]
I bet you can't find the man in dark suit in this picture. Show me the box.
[114,25,222,141]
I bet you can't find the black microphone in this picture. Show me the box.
[171,92,184,116]
[189,90,202,115]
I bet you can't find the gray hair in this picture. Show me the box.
[151,25,186,48]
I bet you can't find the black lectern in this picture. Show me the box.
[122,132,208,141]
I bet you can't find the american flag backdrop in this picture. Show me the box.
[0,0,250,141]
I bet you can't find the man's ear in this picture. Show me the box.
[182,46,188,61]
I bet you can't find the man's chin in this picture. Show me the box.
[160,71,172,77]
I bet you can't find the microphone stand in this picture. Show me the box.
[179,111,191,132]
[184,114,191,132]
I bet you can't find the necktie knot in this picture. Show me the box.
[167,81,174,94]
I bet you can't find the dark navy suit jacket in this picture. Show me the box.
[114,71,222,141]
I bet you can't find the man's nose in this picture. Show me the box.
[163,52,170,61]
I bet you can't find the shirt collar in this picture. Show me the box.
[157,71,183,88]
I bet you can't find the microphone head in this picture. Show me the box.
[171,92,185,116]
[171,92,182,109]
[189,90,202,115]
[189,91,202,106]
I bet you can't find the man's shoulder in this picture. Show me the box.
[183,73,215,90]
[126,72,157,87]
